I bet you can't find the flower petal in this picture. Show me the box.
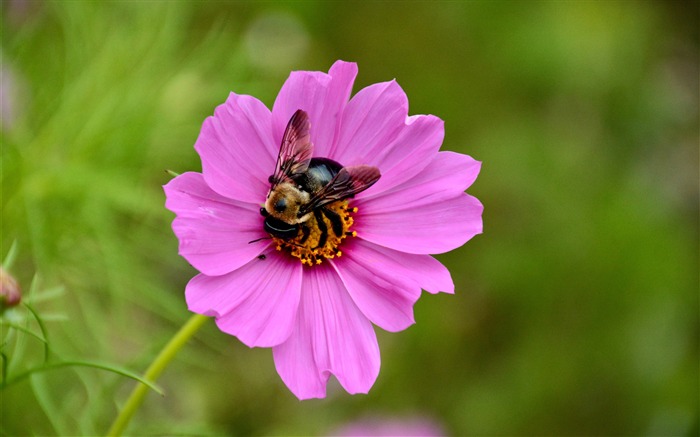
[331,239,454,333]
[324,61,359,149]
[358,114,445,198]
[195,92,276,204]
[353,151,483,254]
[272,61,358,157]
[273,264,380,400]
[367,151,482,204]
[332,80,408,166]
[185,248,302,348]
[164,172,268,276]
[355,192,482,255]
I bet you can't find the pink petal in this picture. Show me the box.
[273,264,380,400]
[459,152,482,190]
[366,151,482,205]
[272,61,358,157]
[358,114,445,199]
[355,192,483,255]
[195,92,276,204]
[331,239,454,333]
[185,248,302,348]
[163,172,268,276]
[332,80,408,166]
[353,151,483,254]
[324,61,359,148]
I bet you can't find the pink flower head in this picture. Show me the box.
[164,61,483,400]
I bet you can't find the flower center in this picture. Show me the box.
[274,200,358,266]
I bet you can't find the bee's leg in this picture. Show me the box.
[313,209,328,249]
[299,223,311,244]
[321,207,344,237]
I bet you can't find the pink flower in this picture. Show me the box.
[164,61,482,399]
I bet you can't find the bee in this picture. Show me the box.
[260,109,380,248]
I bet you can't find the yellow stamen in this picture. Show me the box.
[272,200,357,266]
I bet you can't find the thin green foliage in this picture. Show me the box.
[0,322,47,345]
[28,285,65,304]
[1,289,163,398]
[2,241,19,270]
[30,370,68,435]
[0,265,164,435]
[1,361,163,395]
[0,352,7,383]
[23,303,50,363]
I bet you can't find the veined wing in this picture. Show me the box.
[269,109,313,188]
[298,165,380,216]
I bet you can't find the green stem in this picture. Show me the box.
[107,313,209,437]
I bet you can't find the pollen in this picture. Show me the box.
[273,200,357,266]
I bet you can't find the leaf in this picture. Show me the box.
[0,361,164,395]
[0,322,48,345]
[2,240,19,270]
[1,351,8,383]
[23,303,50,362]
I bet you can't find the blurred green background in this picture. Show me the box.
[2,1,698,436]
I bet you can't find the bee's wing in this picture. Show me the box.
[298,165,381,216]
[270,109,313,188]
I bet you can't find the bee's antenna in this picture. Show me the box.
[248,236,272,244]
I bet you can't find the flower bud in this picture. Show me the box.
[0,267,21,312]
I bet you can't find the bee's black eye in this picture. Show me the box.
[274,198,287,213]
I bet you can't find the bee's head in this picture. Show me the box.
[265,183,310,224]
